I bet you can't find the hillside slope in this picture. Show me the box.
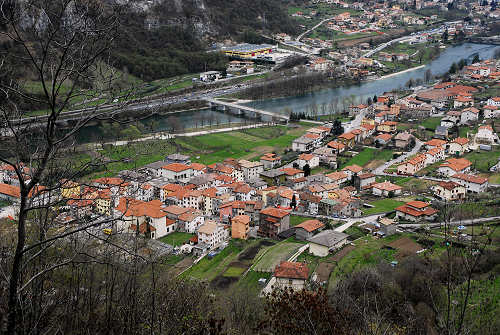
[112,0,304,80]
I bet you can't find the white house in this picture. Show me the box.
[160,163,193,183]
[297,153,320,169]
[178,210,205,233]
[475,125,499,145]
[197,220,229,250]
[450,173,489,193]
[460,107,479,125]
[341,164,363,180]
[425,147,445,165]
[238,160,264,181]
[437,158,472,177]
[486,97,500,107]
[483,105,500,119]
[448,137,469,156]
[372,181,402,197]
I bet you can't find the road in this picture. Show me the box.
[398,216,500,229]
[296,16,337,42]
[372,138,423,175]
[362,35,412,58]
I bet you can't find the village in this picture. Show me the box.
[1,55,499,294]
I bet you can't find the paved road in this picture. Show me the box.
[398,216,500,229]
[335,214,384,232]
[297,16,338,42]
[372,138,423,175]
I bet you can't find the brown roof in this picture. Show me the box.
[372,181,402,192]
[163,205,191,216]
[438,181,461,191]
[451,173,488,185]
[342,164,363,173]
[295,219,325,232]
[274,261,309,280]
[260,207,290,218]
[162,163,191,172]
[439,158,472,172]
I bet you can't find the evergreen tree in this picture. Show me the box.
[290,194,297,209]
[303,164,311,177]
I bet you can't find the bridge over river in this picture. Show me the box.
[204,98,290,122]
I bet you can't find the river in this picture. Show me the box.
[76,43,499,143]
[243,43,500,115]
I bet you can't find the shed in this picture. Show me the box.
[307,230,349,257]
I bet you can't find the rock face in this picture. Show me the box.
[126,0,217,38]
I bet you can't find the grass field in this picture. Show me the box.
[181,240,253,281]
[328,234,403,290]
[159,232,194,246]
[223,266,246,277]
[362,199,405,215]
[419,117,442,131]
[237,270,272,293]
[463,147,500,173]
[342,148,393,168]
[253,241,303,272]
[93,124,308,178]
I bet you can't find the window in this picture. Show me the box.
[288,279,293,285]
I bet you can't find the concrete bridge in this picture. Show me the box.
[204,98,290,122]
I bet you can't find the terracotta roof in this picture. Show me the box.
[198,221,218,235]
[479,125,493,132]
[162,163,191,173]
[325,171,348,182]
[396,203,438,217]
[304,133,320,139]
[463,107,479,114]
[233,214,251,225]
[280,168,303,176]
[451,173,488,184]
[298,153,315,161]
[260,207,290,218]
[115,198,168,218]
[274,261,309,280]
[163,205,191,216]
[190,163,206,171]
[438,181,461,190]
[376,133,392,141]
[295,219,325,232]
[439,158,472,172]
[425,139,447,147]
[93,177,125,186]
[0,183,20,198]
[342,164,363,173]
[327,141,346,150]
[373,181,402,192]
[406,201,429,209]
[358,173,375,179]
[261,153,281,161]
[452,137,469,145]
[426,147,443,156]
[338,132,355,140]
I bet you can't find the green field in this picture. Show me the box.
[159,232,194,246]
[342,148,393,168]
[419,117,442,131]
[181,240,252,281]
[463,147,500,173]
[93,124,308,178]
[328,234,403,290]
[223,266,246,277]
[253,241,303,272]
[237,270,272,293]
[362,199,405,215]
[290,215,312,227]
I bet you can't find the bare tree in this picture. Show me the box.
[0,1,136,332]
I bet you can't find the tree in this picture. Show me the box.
[0,1,135,332]
[405,78,415,89]
[472,54,480,64]
[331,119,344,136]
[449,62,458,74]
[442,29,449,42]
[303,164,311,177]
[290,194,297,209]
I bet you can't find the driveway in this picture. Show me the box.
[372,138,423,175]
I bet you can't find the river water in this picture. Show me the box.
[244,43,500,115]
[76,43,499,143]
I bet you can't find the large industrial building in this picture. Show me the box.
[221,43,277,59]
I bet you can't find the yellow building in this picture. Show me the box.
[95,190,112,215]
[222,43,276,59]
[61,179,80,199]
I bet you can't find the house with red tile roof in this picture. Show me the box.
[258,207,290,239]
[371,181,402,197]
[274,261,309,290]
[483,105,500,119]
[449,137,470,155]
[450,173,489,193]
[395,201,438,222]
[231,214,251,240]
[438,158,472,177]
[294,219,325,240]
[260,153,282,169]
[433,181,466,201]
[475,125,499,145]
[160,163,193,183]
[327,140,346,154]
[342,164,363,180]
[297,153,319,169]
[397,154,426,175]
